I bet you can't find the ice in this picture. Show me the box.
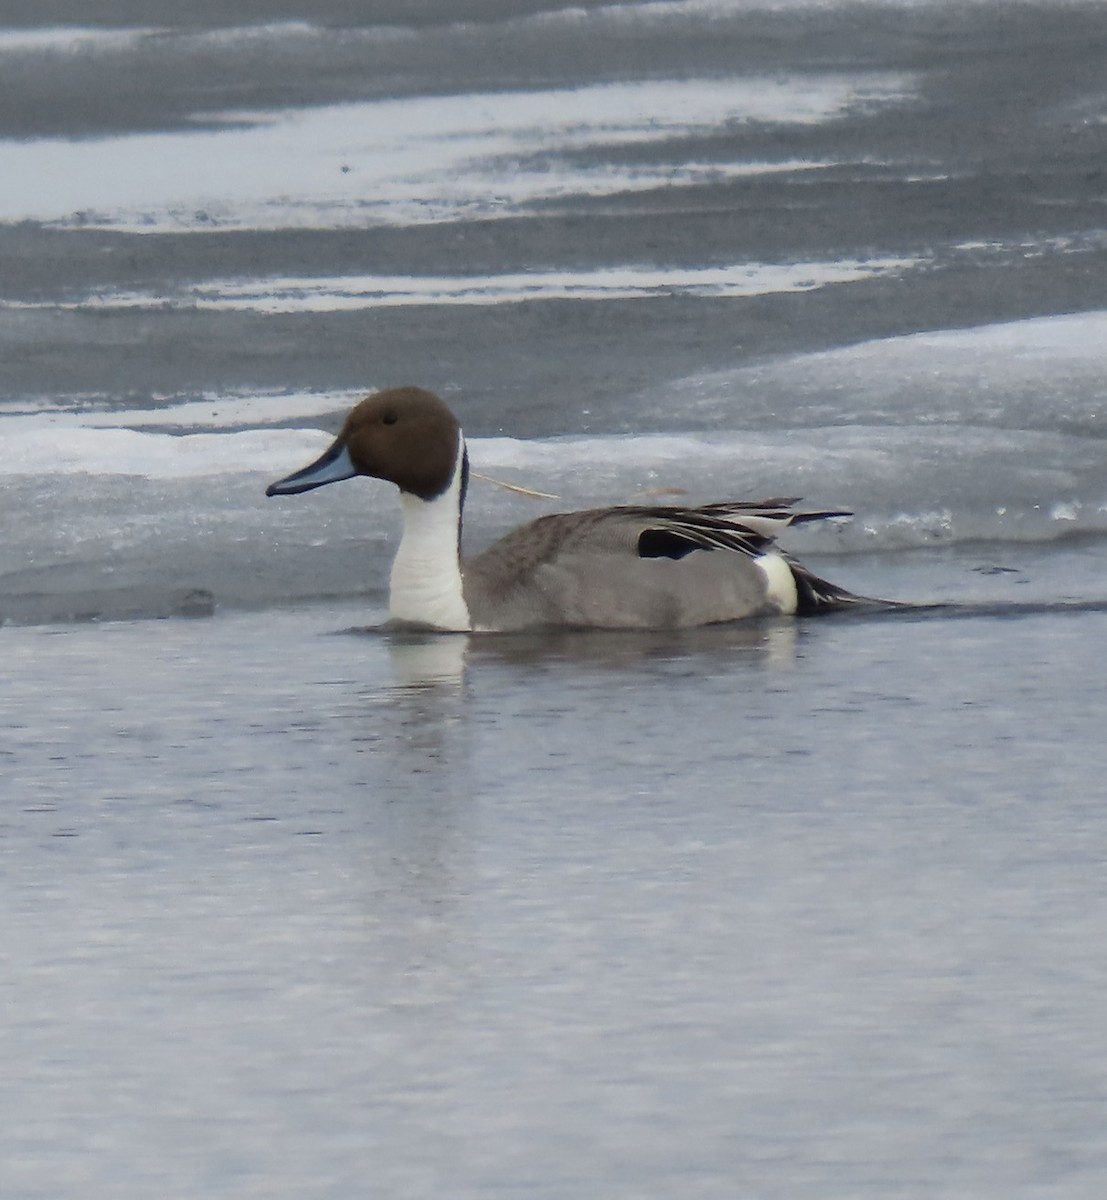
[0,27,159,54]
[17,258,916,315]
[1,424,330,480]
[3,422,1106,625]
[0,74,914,230]
[4,310,1107,623]
[644,311,1107,438]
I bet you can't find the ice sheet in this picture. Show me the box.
[0,74,913,230]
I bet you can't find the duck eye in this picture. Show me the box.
[382,410,398,426]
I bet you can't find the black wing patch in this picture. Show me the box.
[633,500,853,566]
[637,528,704,560]
[634,507,782,561]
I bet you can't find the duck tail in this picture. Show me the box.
[789,560,905,616]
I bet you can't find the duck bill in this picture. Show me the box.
[266,440,356,496]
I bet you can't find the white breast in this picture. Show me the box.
[388,445,472,631]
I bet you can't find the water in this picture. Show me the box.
[3,2,1107,1196]
[6,607,1107,1197]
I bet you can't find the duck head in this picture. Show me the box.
[266,386,463,501]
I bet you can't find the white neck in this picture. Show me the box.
[388,439,471,631]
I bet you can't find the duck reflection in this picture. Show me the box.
[349,616,802,692]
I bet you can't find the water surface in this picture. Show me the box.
[5,605,1107,1197]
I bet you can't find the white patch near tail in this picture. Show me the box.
[754,552,798,615]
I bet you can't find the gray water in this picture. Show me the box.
[4,1,1107,1196]
[5,605,1107,1197]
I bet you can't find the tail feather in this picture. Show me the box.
[789,559,904,615]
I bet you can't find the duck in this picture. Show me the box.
[266,386,879,631]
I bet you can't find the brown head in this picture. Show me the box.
[266,386,463,501]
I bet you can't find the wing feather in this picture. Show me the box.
[634,499,851,561]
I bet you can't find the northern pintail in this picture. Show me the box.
[266,386,878,631]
